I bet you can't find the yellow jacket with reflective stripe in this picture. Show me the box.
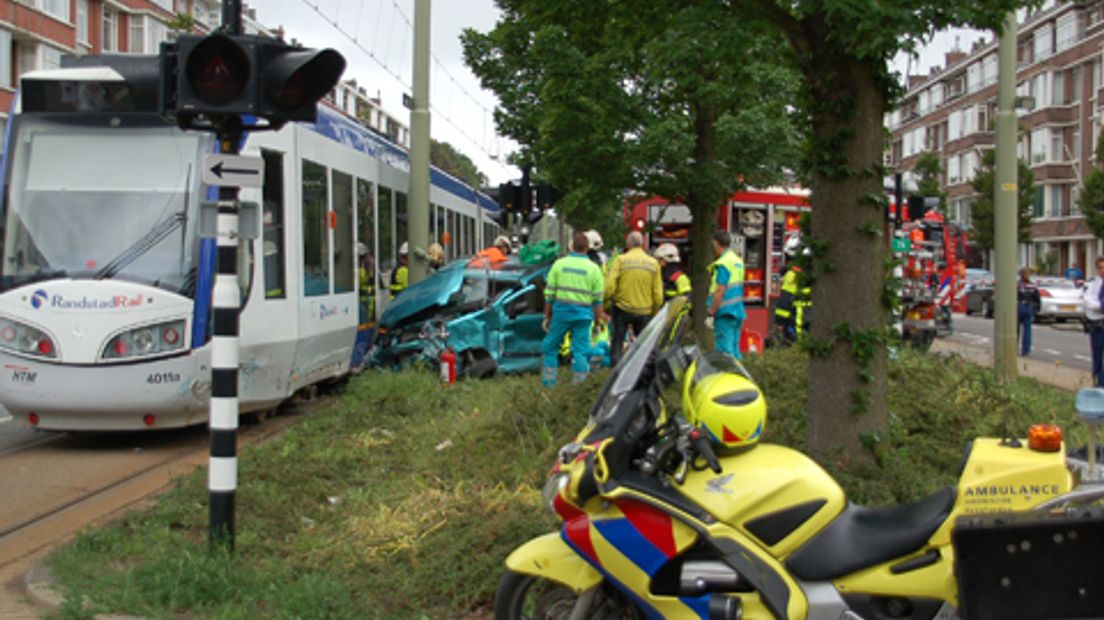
[389,265,408,299]
[605,248,663,316]
[546,253,604,307]
[709,249,745,319]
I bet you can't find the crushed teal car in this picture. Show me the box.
[368,258,551,377]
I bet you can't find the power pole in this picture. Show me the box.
[408,0,431,284]
[994,11,1019,381]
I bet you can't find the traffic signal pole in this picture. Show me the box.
[994,11,1019,382]
[408,0,431,284]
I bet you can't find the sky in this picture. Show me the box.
[254,2,989,188]
[256,0,518,185]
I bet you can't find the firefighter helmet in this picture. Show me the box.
[584,230,603,251]
[654,243,680,263]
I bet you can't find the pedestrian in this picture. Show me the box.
[1017,267,1040,356]
[1081,256,1104,386]
[426,243,445,271]
[605,231,663,365]
[541,232,606,387]
[707,230,746,359]
[654,243,691,300]
[389,242,409,299]
[1066,262,1084,284]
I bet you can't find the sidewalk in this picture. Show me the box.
[931,338,1093,392]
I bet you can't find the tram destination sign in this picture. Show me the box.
[203,154,264,188]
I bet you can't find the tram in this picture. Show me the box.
[0,55,500,430]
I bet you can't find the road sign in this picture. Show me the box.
[203,154,263,187]
[892,238,912,253]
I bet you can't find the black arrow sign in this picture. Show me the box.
[210,161,259,179]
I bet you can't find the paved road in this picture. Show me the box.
[946,313,1094,373]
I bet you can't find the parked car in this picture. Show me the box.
[1035,278,1084,322]
[965,278,995,318]
[368,258,550,377]
[964,268,992,292]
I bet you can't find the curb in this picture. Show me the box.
[25,561,145,620]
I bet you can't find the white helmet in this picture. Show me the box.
[584,229,603,251]
[654,243,679,263]
[783,233,801,257]
[494,235,512,251]
[357,242,369,257]
[399,242,409,256]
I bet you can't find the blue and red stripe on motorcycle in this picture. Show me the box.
[560,498,711,619]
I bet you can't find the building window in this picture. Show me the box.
[1034,22,1054,61]
[1072,185,1083,217]
[147,19,168,53]
[947,155,961,184]
[1073,128,1081,162]
[1031,127,1048,164]
[302,160,330,297]
[129,16,145,54]
[151,0,173,11]
[1049,185,1064,218]
[41,46,62,71]
[0,29,11,88]
[1051,130,1064,162]
[77,0,89,45]
[104,10,118,53]
[36,0,69,22]
[1034,186,1045,218]
[1056,12,1078,52]
[1051,70,1065,106]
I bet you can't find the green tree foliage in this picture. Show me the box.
[969,149,1035,251]
[731,0,1035,462]
[913,151,947,214]
[1079,132,1104,240]
[430,139,488,190]
[463,0,802,328]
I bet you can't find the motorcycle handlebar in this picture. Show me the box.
[687,428,723,474]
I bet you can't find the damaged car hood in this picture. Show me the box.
[379,262,467,329]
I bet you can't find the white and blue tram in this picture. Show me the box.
[0,55,501,430]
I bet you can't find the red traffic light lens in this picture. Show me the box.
[185,35,250,106]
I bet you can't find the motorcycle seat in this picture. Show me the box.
[785,486,956,582]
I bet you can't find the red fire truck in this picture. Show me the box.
[624,187,812,355]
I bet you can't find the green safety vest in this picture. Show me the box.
[546,254,604,307]
[708,250,745,318]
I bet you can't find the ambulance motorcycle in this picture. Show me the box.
[496,297,1103,620]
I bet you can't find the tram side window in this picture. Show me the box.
[435,205,445,248]
[333,170,354,294]
[447,210,456,259]
[302,160,330,297]
[465,216,475,255]
[357,178,375,275]
[396,191,409,253]
[262,150,285,299]
[379,186,393,271]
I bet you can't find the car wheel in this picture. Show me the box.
[982,298,993,319]
[461,349,497,379]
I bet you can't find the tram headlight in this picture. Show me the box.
[101,320,187,361]
[0,316,58,359]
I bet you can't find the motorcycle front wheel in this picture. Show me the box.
[494,570,642,620]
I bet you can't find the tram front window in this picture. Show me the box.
[0,117,208,295]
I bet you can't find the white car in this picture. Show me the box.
[1035,278,1084,322]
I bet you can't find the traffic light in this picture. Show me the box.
[498,183,524,212]
[534,185,562,210]
[162,34,345,129]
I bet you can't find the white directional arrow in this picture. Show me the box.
[203,154,264,188]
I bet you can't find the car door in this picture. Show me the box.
[496,280,546,372]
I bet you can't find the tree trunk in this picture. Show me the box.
[688,102,722,343]
[803,55,889,465]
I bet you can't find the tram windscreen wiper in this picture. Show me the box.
[94,211,186,280]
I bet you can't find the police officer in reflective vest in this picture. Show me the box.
[542,232,607,387]
[605,231,663,366]
[707,230,746,359]
[389,242,409,300]
[654,243,691,299]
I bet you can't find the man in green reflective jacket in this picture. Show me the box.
[542,232,607,387]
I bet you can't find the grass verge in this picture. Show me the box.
[50,349,1084,619]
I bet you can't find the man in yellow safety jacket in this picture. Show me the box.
[358,242,376,325]
[389,242,409,300]
[605,231,664,365]
[707,230,746,359]
[542,232,607,387]
[654,243,691,300]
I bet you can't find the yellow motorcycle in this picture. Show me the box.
[496,298,1104,619]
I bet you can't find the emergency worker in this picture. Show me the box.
[542,232,606,387]
[654,243,691,299]
[357,242,376,324]
[469,235,512,268]
[584,230,606,271]
[707,230,746,359]
[605,232,663,365]
[389,242,409,299]
[426,243,445,271]
[773,235,811,344]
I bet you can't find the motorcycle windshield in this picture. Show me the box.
[589,297,689,423]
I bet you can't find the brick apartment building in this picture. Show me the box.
[888,0,1104,274]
